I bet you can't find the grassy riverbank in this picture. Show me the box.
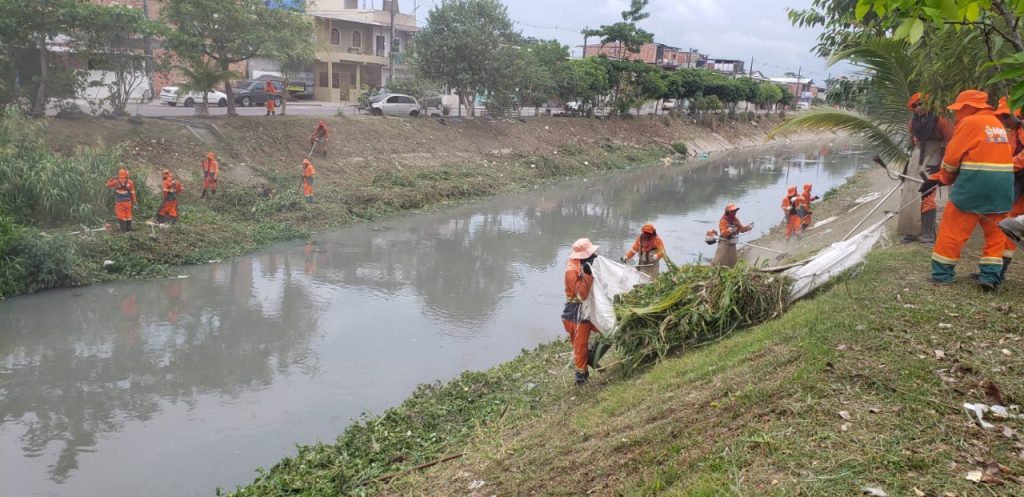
[1,111,786,299]
[228,243,1024,497]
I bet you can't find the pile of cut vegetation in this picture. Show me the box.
[607,264,789,372]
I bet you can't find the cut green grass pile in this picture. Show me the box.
[382,244,1024,496]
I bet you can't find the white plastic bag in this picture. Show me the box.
[583,256,651,334]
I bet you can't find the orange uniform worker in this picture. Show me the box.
[781,185,805,241]
[712,203,752,267]
[302,158,316,202]
[105,168,137,232]
[310,120,328,157]
[994,97,1024,278]
[903,92,954,244]
[265,80,277,116]
[925,90,1014,290]
[201,152,219,198]
[621,222,666,279]
[157,169,184,224]
[800,184,819,231]
[562,238,599,385]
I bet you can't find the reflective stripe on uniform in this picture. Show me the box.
[979,256,1005,265]
[931,252,960,264]
[960,161,1014,172]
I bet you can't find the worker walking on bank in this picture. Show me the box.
[800,184,819,231]
[106,168,137,232]
[310,120,328,157]
[301,158,316,202]
[265,80,277,116]
[201,152,218,198]
[923,90,1014,291]
[621,222,666,279]
[712,203,753,267]
[562,238,599,386]
[782,185,804,241]
[157,169,184,225]
[901,92,954,243]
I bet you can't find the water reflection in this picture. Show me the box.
[0,141,867,496]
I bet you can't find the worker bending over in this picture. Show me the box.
[782,185,805,241]
[923,90,1013,291]
[106,168,137,232]
[157,169,183,225]
[621,222,666,278]
[311,121,328,157]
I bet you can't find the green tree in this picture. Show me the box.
[582,0,654,56]
[555,58,611,116]
[0,0,81,116]
[411,0,518,118]
[175,58,237,116]
[162,0,310,116]
[770,38,914,163]
[265,13,316,117]
[71,3,162,116]
[755,83,783,110]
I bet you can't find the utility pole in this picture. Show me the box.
[796,66,802,104]
[388,0,397,85]
[746,57,754,111]
[582,27,589,59]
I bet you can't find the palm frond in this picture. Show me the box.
[828,38,914,131]
[769,108,908,163]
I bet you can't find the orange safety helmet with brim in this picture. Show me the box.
[947,90,993,111]
[725,202,739,213]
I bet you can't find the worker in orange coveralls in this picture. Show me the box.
[991,97,1024,280]
[923,90,1014,291]
[302,158,316,202]
[106,168,137,232]
[310,121,328,157]
[201,152,218,198]
[157,169,184,224]
[781,185,804,241]
[265,80,277,116]
[621,222,666,279]
[800,184,819,231]
[712,203,752,267]
[903,92,954,244]
[562,238,599,386]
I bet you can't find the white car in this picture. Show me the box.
[160,86,228,107]
[370,94,421,117]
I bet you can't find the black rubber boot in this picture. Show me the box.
[920,209,937,243]
[125,220,132,232]
[201,189,207,199]
[119,220,127,232]
[574,370,589,386]
[1001,257,1012,281]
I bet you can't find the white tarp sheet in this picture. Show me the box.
[584,256,651,334]
[784,213,893,302]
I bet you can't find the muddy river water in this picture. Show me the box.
[0,141,870,496]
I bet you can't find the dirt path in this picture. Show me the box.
[741,165,924,264]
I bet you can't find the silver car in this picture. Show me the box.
[370,94,421,117]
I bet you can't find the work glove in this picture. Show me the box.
[918,178,939,194]
[582,262,593,276]
[133,203,138,210]
[619,256,628,263]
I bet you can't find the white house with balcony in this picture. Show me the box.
[305,0,417,102]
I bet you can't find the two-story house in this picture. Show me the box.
[306,0,417,102]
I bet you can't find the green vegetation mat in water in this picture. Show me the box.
[607,264,790,373]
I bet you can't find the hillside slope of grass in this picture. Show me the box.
[381,244,1024,496]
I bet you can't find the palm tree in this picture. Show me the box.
[176,58,237,117]
[770,38,915,163]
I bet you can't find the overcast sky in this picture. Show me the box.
[408,0,853,82]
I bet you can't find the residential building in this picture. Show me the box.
[770,77,821,102]
[582,42,706,69]
[306,0,417,102]
[704,58,745,76]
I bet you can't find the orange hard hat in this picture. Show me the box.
[907,92,924,110]
[302,158,311,165]
[118,169,128,179]
[207,152,215,159]
[641,222,656,234]
[725,202,738,213]
[803,183,812,191]
[995,96,1019,117]
[161,169,171,176]
[787,185,797,194]
[947,90,993,111]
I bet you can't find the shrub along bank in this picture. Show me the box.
[0,110,697,299]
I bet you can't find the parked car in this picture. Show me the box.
[233,80,284,107]
[159,86,228,107]
[370,94,421,117]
